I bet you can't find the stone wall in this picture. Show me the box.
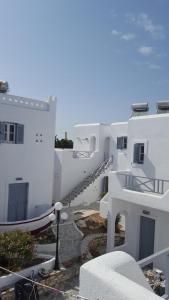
[81,233,107,263]
[52,209,84,262]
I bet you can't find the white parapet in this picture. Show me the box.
[79,251,161,300]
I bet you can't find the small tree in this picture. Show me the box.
[0,230,35,270]
[55,136,73,149]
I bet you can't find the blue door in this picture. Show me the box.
[8,183,28,221]
[139,216,155,259]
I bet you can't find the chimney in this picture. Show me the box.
[65,131,68,140]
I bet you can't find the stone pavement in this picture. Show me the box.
[40,276,79,300]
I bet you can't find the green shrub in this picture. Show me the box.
[0,230,36,270]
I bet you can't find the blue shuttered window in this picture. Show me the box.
[15,124,24,144]
[133,143,144,164]
[0,122,24,144]
[117,136,127,149]
[0,122,5,143]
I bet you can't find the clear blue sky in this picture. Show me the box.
[0,0,169,138]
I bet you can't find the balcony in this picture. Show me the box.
[107,171,169,213]
[119,173,169,195]
[72,151,92,159]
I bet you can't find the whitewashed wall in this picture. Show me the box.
[53,124,111,202]
[0,94,56,221]
[110,122,128,171]
[80,252,160,300]
[128,114,169,179]
[106,197,169,261]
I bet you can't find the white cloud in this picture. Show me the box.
[148,63,161,70]
[112,29,120,36]
[112,30,136,42]
[137,14,165,39]
[138,46,153,55]
[127,13,165,40]
[121,33,136,41]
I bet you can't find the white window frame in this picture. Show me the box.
[4,123,16,143]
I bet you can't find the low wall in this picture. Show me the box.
[81,233,107,263]
[1,263,80,300]
[0,255,55,290]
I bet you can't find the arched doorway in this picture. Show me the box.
[114,212,126,247]
[104,137,110,160]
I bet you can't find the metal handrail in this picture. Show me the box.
[62,156,113,205]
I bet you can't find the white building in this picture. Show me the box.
[100,102,169,262]
[78,102,169,300]
[53,123,114,206]
[0,93,56,222]
[53,101,169,263]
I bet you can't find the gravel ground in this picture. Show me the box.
[40,276,79,300]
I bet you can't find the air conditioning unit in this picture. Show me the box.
[157,101,169,114]
[131,102,149,117]
[0,81,9,93]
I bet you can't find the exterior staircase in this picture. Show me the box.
[61,156,113,206]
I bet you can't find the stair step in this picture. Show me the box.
[61,157,113,205]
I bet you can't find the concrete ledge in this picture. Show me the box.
[0,254,55,290]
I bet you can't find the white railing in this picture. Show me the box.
[119,173,169,195]
[138,246,169,299]
[72,151,92,158]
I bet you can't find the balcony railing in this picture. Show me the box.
[119,173,169,195]
[72,151,92,159]
[138,246,169,299]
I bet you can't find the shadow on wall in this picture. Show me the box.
[104,137,111,160]
[53,152,62,201]
[142,155,156,179]
[90,136,96,152]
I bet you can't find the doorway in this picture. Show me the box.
[8,183,29,221]
[139,216,155,259]
[104,137,110,160]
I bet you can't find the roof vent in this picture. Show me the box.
[131,103,149,117]
[157,101,169,114]
[0,81,9,93]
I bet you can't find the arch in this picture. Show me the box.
[114,211,127,247]
[90,136,96,152]
[104,137,111,160]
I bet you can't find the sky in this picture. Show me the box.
[0,0,169,138]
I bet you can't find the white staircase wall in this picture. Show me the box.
[53,123,116,202]
[70,173,106,207]
[53,149,102,201]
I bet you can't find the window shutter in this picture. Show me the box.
[0,122,5,143]
[133,143,139,163]
[117,137,122,149]
[124,137,127,149]
[15,124,24,144]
